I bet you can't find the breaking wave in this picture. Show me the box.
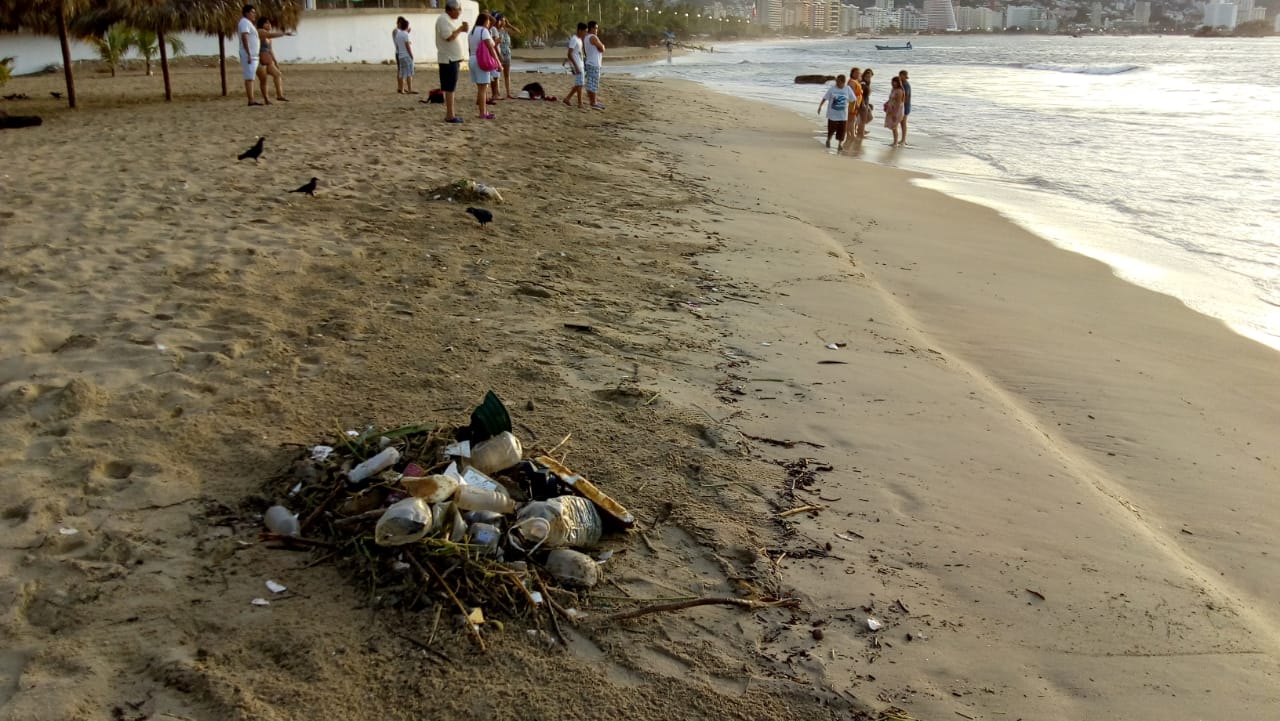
[1020,62,1142,74]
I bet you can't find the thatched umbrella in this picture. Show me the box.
[0,0,91,108]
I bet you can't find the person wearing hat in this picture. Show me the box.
[435,0,469,123]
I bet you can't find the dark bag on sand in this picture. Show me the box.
[426,88,445,104]
[521,82,545,99]
[0,110,42,129]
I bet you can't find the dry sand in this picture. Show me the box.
[0,62,1277,721]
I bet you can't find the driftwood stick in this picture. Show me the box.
[333,508,385,526]
[778,504,826,518]
[394,631,454,665]
[544,432,573,458]
[300,480,346,532]
[607,596,799,622]
[259,533,336,549]
[534,572,569,646]
[408,552,487,651]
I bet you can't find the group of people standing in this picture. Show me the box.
[424,0,528,123]
[237,4,294,106]
[564,21,607,110]
[817,67,911,150]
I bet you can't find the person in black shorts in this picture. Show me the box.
[435,0,469,123]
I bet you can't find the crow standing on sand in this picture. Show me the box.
[238,136,265,161]
[465,207,493,226]
[290,177,318,197]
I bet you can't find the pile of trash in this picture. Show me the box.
[261,392,633,640]
[428,179,504,204]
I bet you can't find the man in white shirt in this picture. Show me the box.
[393,17,415,95]
[237,5,262,106]
[584,20,605,110]
[562,23,587,109]
[435,0,469,123]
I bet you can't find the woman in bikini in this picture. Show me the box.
[255,17,293,103]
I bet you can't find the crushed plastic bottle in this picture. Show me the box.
[513,495,603,549]
[374,497,433,546]
[544,549,600,588]
[455,485,515,514]
[264,505,300,536]
[468,431,523,475]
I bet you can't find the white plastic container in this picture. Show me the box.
[264,505,299,536]
[374,497,433,546]
[455,485,515,514]
[467,432,523,475]
[544,548,600,587]
[513,495,602,549]
[349,447,400,484]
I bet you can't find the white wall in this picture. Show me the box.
[1,3,478,76]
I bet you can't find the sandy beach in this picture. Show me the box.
[1,62,1278,721]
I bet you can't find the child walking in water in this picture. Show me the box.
[818,74,857,150]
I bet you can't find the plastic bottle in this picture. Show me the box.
[402,473,458,504]
[544,549,600,588]
[467,522,502,554]
[264,505,299,536]
[468,431,523,475]
[349,447,400,485]
[374,497,433,546]
[463,510,505,525]
[513,495,603,549]
[455,485,516,514]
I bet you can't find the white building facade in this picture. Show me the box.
[1203,1,1239,27]
[956,5,1003,30]
[923,0,958,30]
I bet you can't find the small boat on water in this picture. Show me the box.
[875,41,912,50]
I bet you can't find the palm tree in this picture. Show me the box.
[0,0,91,108]
[95,23,134,77]
[134,28,185,76]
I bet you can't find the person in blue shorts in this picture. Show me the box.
[584,20,606,110]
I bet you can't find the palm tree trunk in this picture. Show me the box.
[218,31,227,96]
[158,27,172,101]
[56,7,76,108]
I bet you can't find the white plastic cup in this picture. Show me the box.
[468,432,523,475]
[374,497,433,546]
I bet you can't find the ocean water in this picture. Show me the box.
[599,36,1280,351]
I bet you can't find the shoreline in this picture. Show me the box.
[623,38,1280,356]
[1,64,1278,721]
[650,76,1280,718]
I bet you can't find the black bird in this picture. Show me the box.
[238,136,265,161]
[50,91,62,100]
[290,177,318,197]
[465,207,493,226]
